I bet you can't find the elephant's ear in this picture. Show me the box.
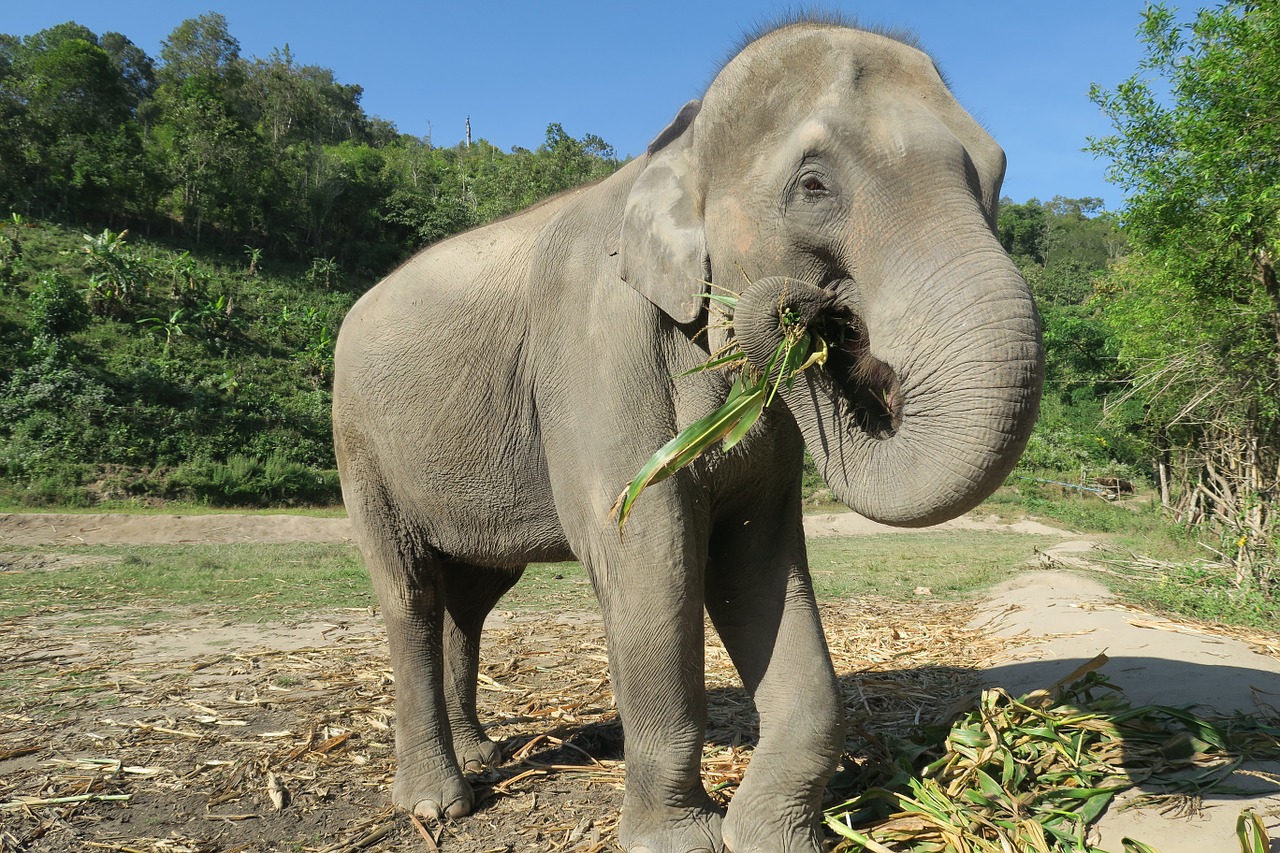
[619,100,709,325]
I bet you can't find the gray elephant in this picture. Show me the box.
[333,18,1043,853]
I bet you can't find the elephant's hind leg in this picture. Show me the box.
[347,499,472,820]
[442,562,523,772]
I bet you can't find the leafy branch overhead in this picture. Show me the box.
[1087,1,1280,584]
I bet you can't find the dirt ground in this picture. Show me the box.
[2,511,1278,852]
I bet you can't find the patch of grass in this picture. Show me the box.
[518,532,1055,611]
[981,485,1279,630]
[1103,559,1280,631]
[0,542,370,622]
[513,562,596,610]
[981,482,1169,536]
[807,532,1052,601]
[0,501,348,517]
[1,529,1056,626]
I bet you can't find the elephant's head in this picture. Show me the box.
[619,21,1043,526]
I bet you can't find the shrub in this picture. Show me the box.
[168,454,340,506]
[26,272,90,336]
[0,340,114,479]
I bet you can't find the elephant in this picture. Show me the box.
[332,17,1043,853]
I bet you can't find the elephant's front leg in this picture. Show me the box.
[580,508,723,853]
[706,509,845,853]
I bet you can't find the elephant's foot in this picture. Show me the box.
[721,798,823,853]
[618,803,724,853]
[392,764,473,821]
[453,732,503,774]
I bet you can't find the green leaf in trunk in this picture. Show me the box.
[613,296,828,534]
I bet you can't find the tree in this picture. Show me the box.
[151,16,263,242]
[997,198,1048,265]
[242,46,368,146]
[1089,1,1280,584]
[158,13,240,86]
[995,197,1137,478]
[99,31,156,113]
[15,28,144,219]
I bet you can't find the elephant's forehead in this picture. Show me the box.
[717,25,941,95]
[701,25,951,146]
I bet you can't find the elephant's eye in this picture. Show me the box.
[800,175,829,197]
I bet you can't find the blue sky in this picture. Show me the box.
[7,2,1175,210]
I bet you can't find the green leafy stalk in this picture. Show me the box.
[825,668,1280,853]
[610,375,767,530]
[1237,810,1269,853]
[612,299,827,533]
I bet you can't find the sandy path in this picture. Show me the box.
[976,570,1280,850]
[0,508,1068,547]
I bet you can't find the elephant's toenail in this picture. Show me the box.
[413,799,443,820]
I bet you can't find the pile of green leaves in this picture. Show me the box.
[612,292,827,530]
[826,658,1279,853]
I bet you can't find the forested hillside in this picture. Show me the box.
[0,14,618,270]
[0,14,619,505]
[995,197,1138,478]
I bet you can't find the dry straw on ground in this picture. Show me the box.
[0,596,1010,852]
[7,593,1274,852]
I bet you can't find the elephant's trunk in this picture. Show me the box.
[734,251,1042,527]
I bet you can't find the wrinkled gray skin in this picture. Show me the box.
[333,21,1042,853]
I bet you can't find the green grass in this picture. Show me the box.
[0,500,348,517]
[981,482,1168,535]
[981,482,1280,630]
[808,532,1047,600]
[0,542,371,622]
[3,502,1273,633]
[1105,560,1280,631]
[0,529,1053,625]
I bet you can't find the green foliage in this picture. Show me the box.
[1089,2,1280,427]
[1088,2,1280,579]
[26,272,89,336]
[167,454,341,506]
[614,292,827,531]
[826,670,1280,853]
[997,199,1048,265]
[0,336,114,480]
[81,227,150,316]
[0,219,350,502]
[0,17,620,273]
[0,216,26,287]
[0,13,621,507]
[998,198,1140,482]
[985,480,1169,536]
[1113,558,1280,630]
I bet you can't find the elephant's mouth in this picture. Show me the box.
[815,302,902,440]
[731,276,903,441]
